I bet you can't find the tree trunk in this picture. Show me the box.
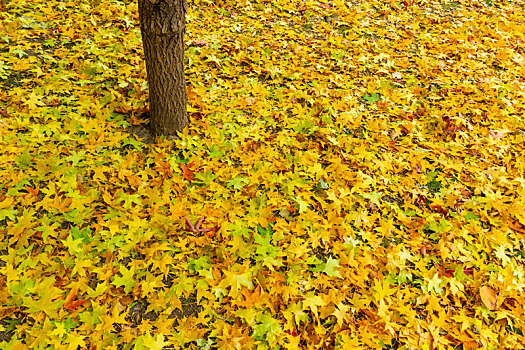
[138,0,188,137]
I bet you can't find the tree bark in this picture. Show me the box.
[138,0,188,137]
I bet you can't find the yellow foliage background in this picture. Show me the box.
[0,0,524,348]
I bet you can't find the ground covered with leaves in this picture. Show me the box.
[1,0,525,348]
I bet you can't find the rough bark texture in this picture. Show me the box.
[138,0,188,137]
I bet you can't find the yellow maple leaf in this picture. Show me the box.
[24,92,45,110]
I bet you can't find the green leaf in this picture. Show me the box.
[464,211,480,222]
[117,192,142,209]
[62,234,85,256]
[70,227,93,243]
[0,208,18,221]
[226,176,250,190]
[12,48,27,58]
[253,311,282,342]
[208,144,225,158]
[362,93,380,103]
[194,169,218,186]
[312,257,342,278]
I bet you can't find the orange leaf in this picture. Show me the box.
[180,162,195,182]
[64,286,78,305]
[64,299,87,311]
[63,285,87,311]
[480,286,498,310]
[463,341,479,350]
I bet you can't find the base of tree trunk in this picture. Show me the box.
[126,124,181,144]
[126,124,156,144]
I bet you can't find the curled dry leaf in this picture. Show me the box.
[480,285,498,310]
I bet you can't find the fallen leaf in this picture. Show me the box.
[480,285,498,310]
